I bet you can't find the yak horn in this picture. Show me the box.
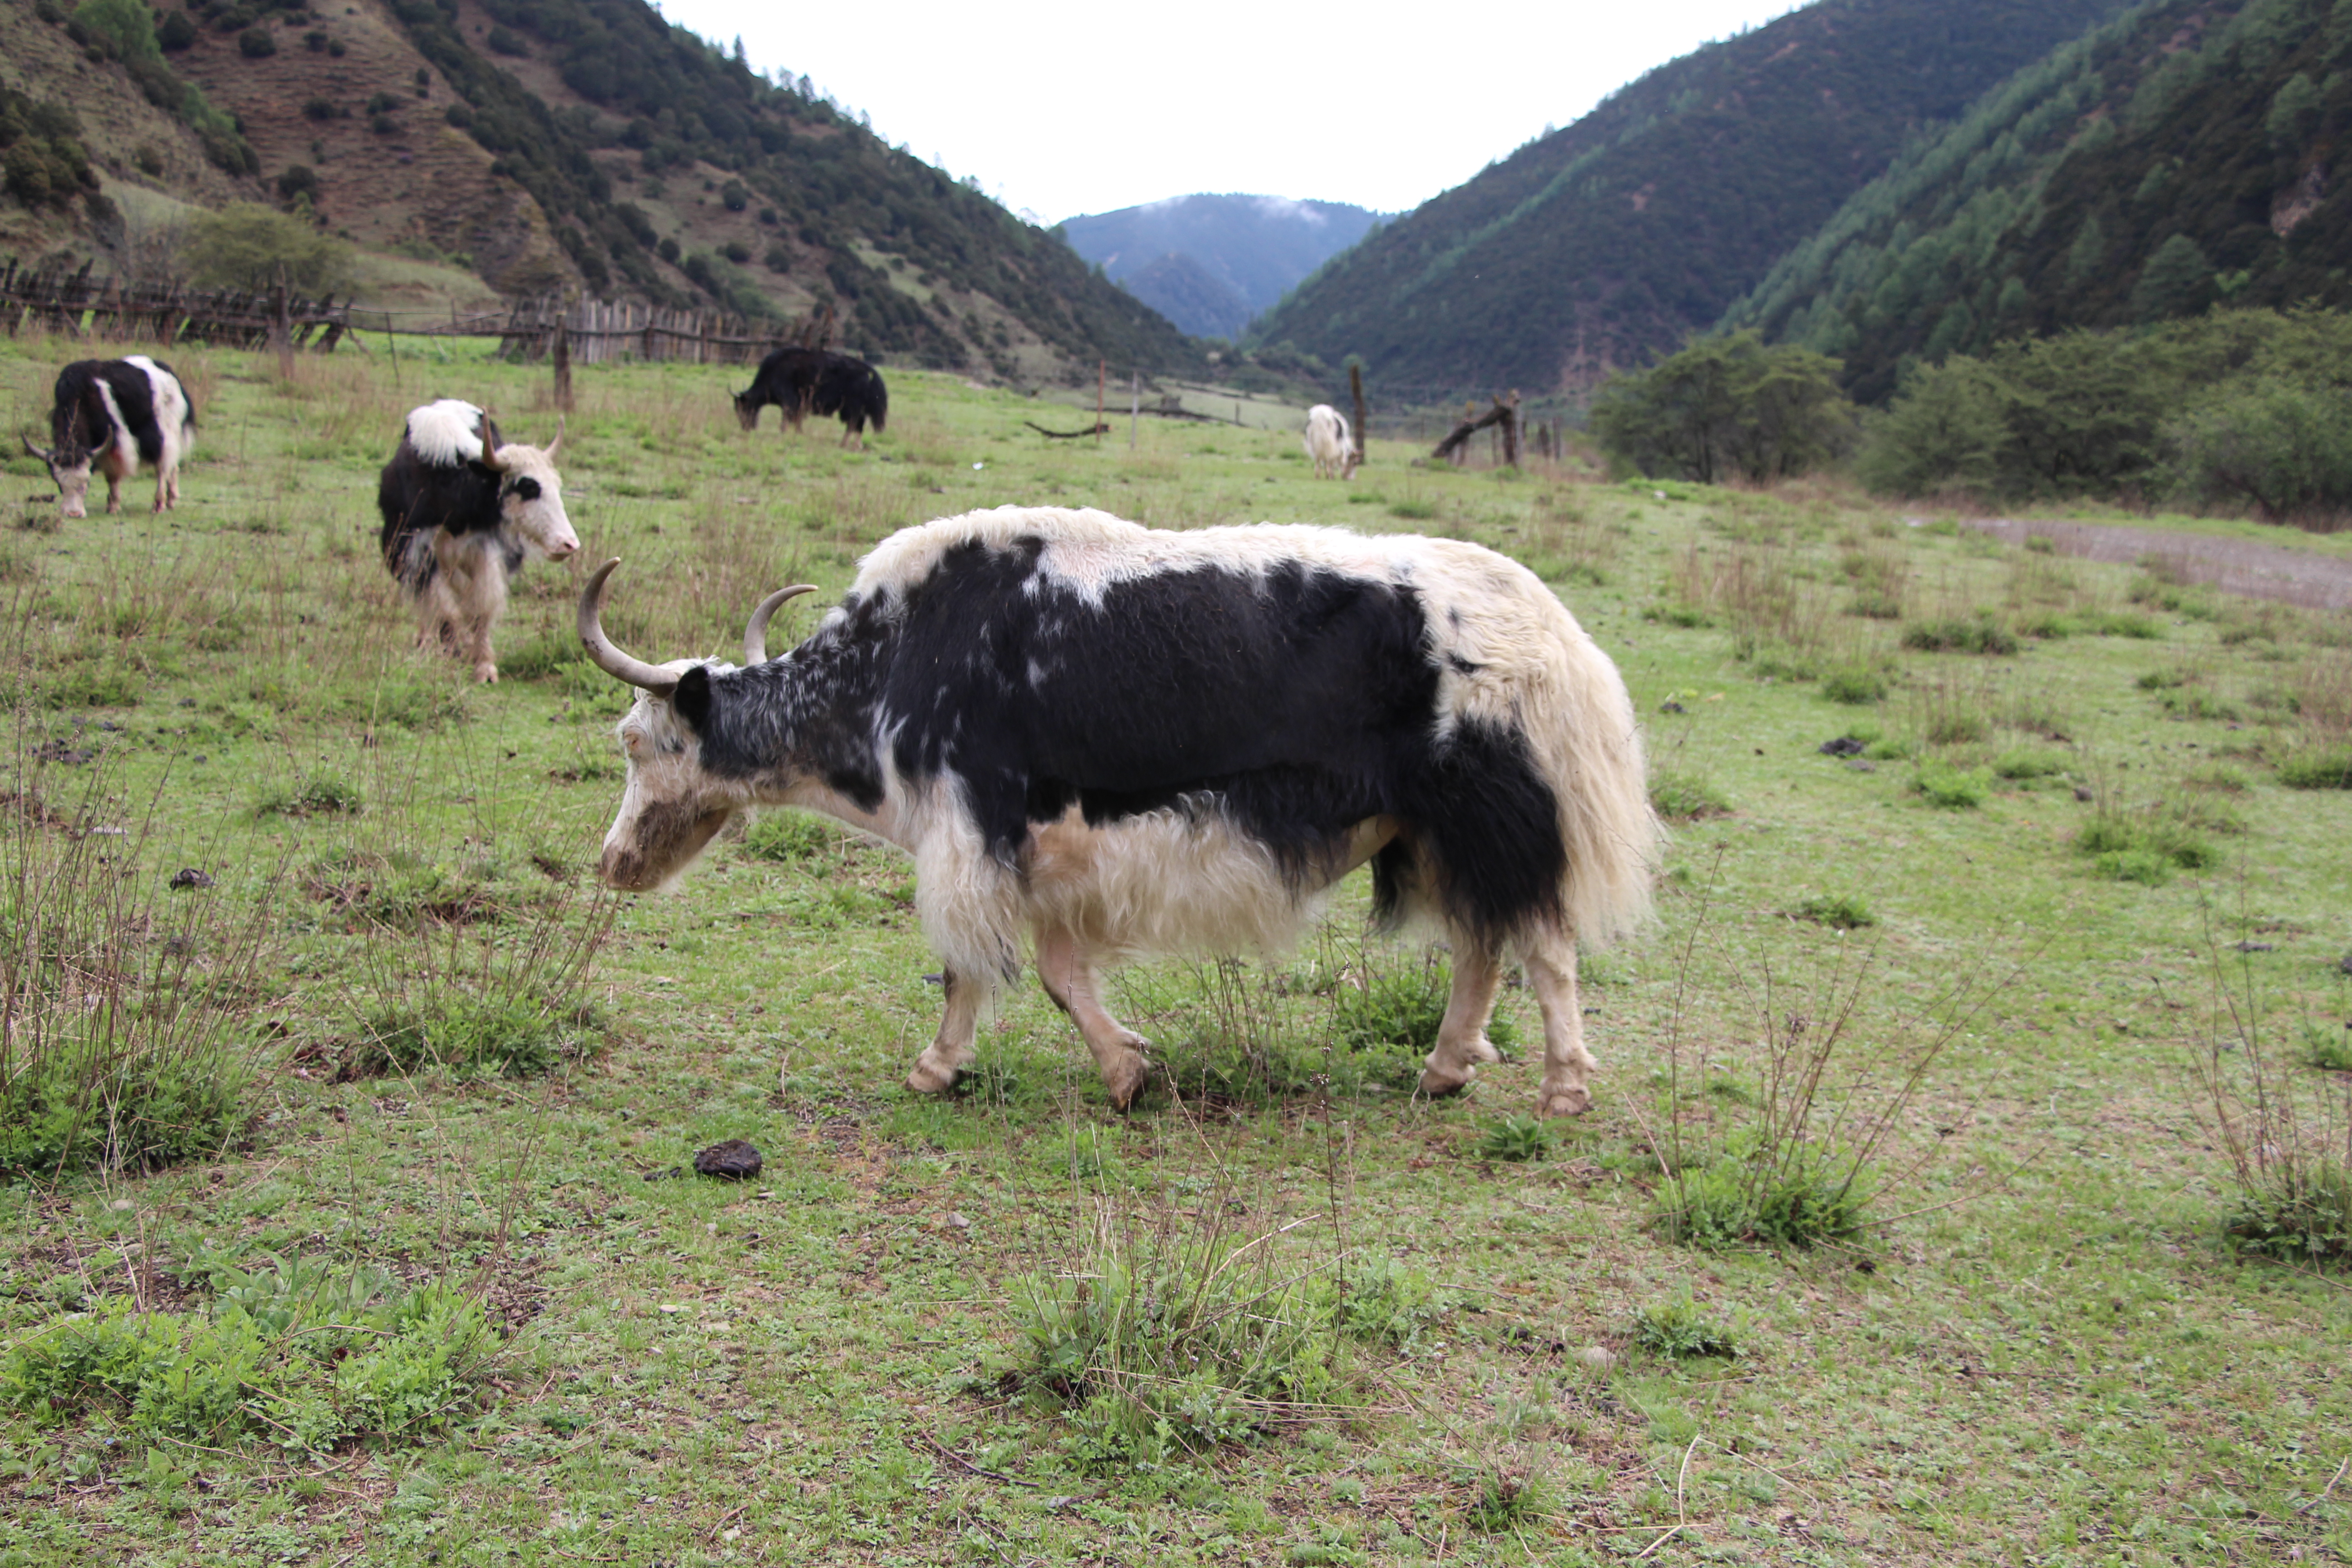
[578,559,679,697]
[21,434,49,462]
[544,416,564,462]
[743,584,817,666]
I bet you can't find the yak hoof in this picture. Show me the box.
[1101,1050,1152,1112]
[1538,1083,1593,1118]
[473,663,500,684]
[1417,1063,1476,1098]
[906,1058,963,1096]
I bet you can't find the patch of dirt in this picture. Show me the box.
[1963,517,2352,610]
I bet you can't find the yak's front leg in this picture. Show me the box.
[906,969,983,1094]
[1035,923,1152,1110]
[1416,931,1504,1098]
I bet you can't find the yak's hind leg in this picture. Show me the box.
[1416,931,1504,1098]
[1523,929,1597,1117]
[1035,923,1151,1110]
[906,969,984,1094]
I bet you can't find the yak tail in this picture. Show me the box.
[868,376,888,432]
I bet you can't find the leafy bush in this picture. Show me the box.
[1590,331,1855,484]
[346,996,590,1079]
[2077,811,2215,877]
[185,202,352,294]
[1388,499,1437,520]
[485,24,528,55]
[1992,748,2068,780]
[1331,956,1514,1059]
[2165,371,2352,523]
[1630,1291,1741,1359]
[238,25,275,57]
[2302,1021,2352,1073]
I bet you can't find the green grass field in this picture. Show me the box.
[1,332,2349,1567]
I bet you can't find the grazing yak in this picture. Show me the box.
[377,399,580,683]
[25,356,195,518]
[577,506,1657,1117]
[733,347,888,449]
[1303,404,1358,480]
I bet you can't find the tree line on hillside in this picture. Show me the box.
[1725,0,2352,403]
[1592,309,2352,524]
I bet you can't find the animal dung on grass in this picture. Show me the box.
[576,507,1660,1121]
[168,867,216,890]
[692,1139,764,1180]
[377,400,579,685]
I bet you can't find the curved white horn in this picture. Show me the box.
[578,559,679,697]
[544,416,564,462]
[743,584,817,666]
[22,433,50,462]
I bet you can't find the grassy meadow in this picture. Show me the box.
[1,331,2349,1567]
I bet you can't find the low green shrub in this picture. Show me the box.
[1791,893,1875,929]
[1650,770,1730,821]
[2090,611,2163,640]
[1819,665,1888,705]
[1388,499,1437,520]
[254,773,362,818]
[0,1038,250,1177]
[1901,617,2017,656]
[2223,1164,2352,1265]
[1992,749,2068,780]
[1331,956,1514,1060]
[1630,1291,1741,1359]
[3,1255,498,1451]
[345,996,594,1079]
[1912,760,1990,808]
[1475,1116,1553,1162]
[2303,1021,2352,1073]
[742,811,841,862]
[2276,745,2352,789]
[1654,1147,1871,1250]
[2077,812,2216,877]
[2136,668,2186,691]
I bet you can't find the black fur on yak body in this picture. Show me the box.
[25,356,194,517]
[581,507,1656,1118]
[732,348,887,446]
[376,399,578,682]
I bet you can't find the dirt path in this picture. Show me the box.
[1957,516,2352,610]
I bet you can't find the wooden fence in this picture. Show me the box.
[0,261,799,366]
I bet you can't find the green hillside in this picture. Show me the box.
[1245,0,2131,399]
[1725,0,2352,403]
[3,0,1201,379]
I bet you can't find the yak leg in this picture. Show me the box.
[104,475,122,514]
[1523,930,1597,1117]
[906,969,983,1093]
[1035,923,1151,1110]
[1416,931,1504,1098]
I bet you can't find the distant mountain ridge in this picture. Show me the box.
[1722,0,2352,401]
[1247,0,2135,397]
[1059,194,1386,339]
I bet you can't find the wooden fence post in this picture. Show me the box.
[1129,371,1139,451]
[552,309,573,413]
[270,271,294,378]
[1350,363,1368,471]
[1502,389,1520,469]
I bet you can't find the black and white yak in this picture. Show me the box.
[24,356,195,518]
[1303,404,1358,480]
[575,507,1658,1117]
[732,347,888,449]
[377,399,580,683]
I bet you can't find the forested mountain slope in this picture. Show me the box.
[3,0,1199,378]
[1247,0,2132,398]
[1059,195,1387,339]
[1723,0,2352,402]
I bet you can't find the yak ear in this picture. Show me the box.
[671,663,714,732]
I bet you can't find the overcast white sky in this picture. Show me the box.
[657,0,1803,223]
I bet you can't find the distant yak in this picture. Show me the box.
[25,356,195,517]
[733,347,888,449]
[1303,404,1358,480]
[377,400,580,683]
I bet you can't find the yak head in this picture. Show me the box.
[24,435,96,519]
[576,560,815,892]
[731,388,762,432]
[476,420,580,563]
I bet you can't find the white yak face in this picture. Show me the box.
[598,678,740,891]
[44,452,95,519]
[487,443,580,561]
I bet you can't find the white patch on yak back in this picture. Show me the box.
[407,399,487,466]
[125,356,192,470]
[91,377,139,478]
